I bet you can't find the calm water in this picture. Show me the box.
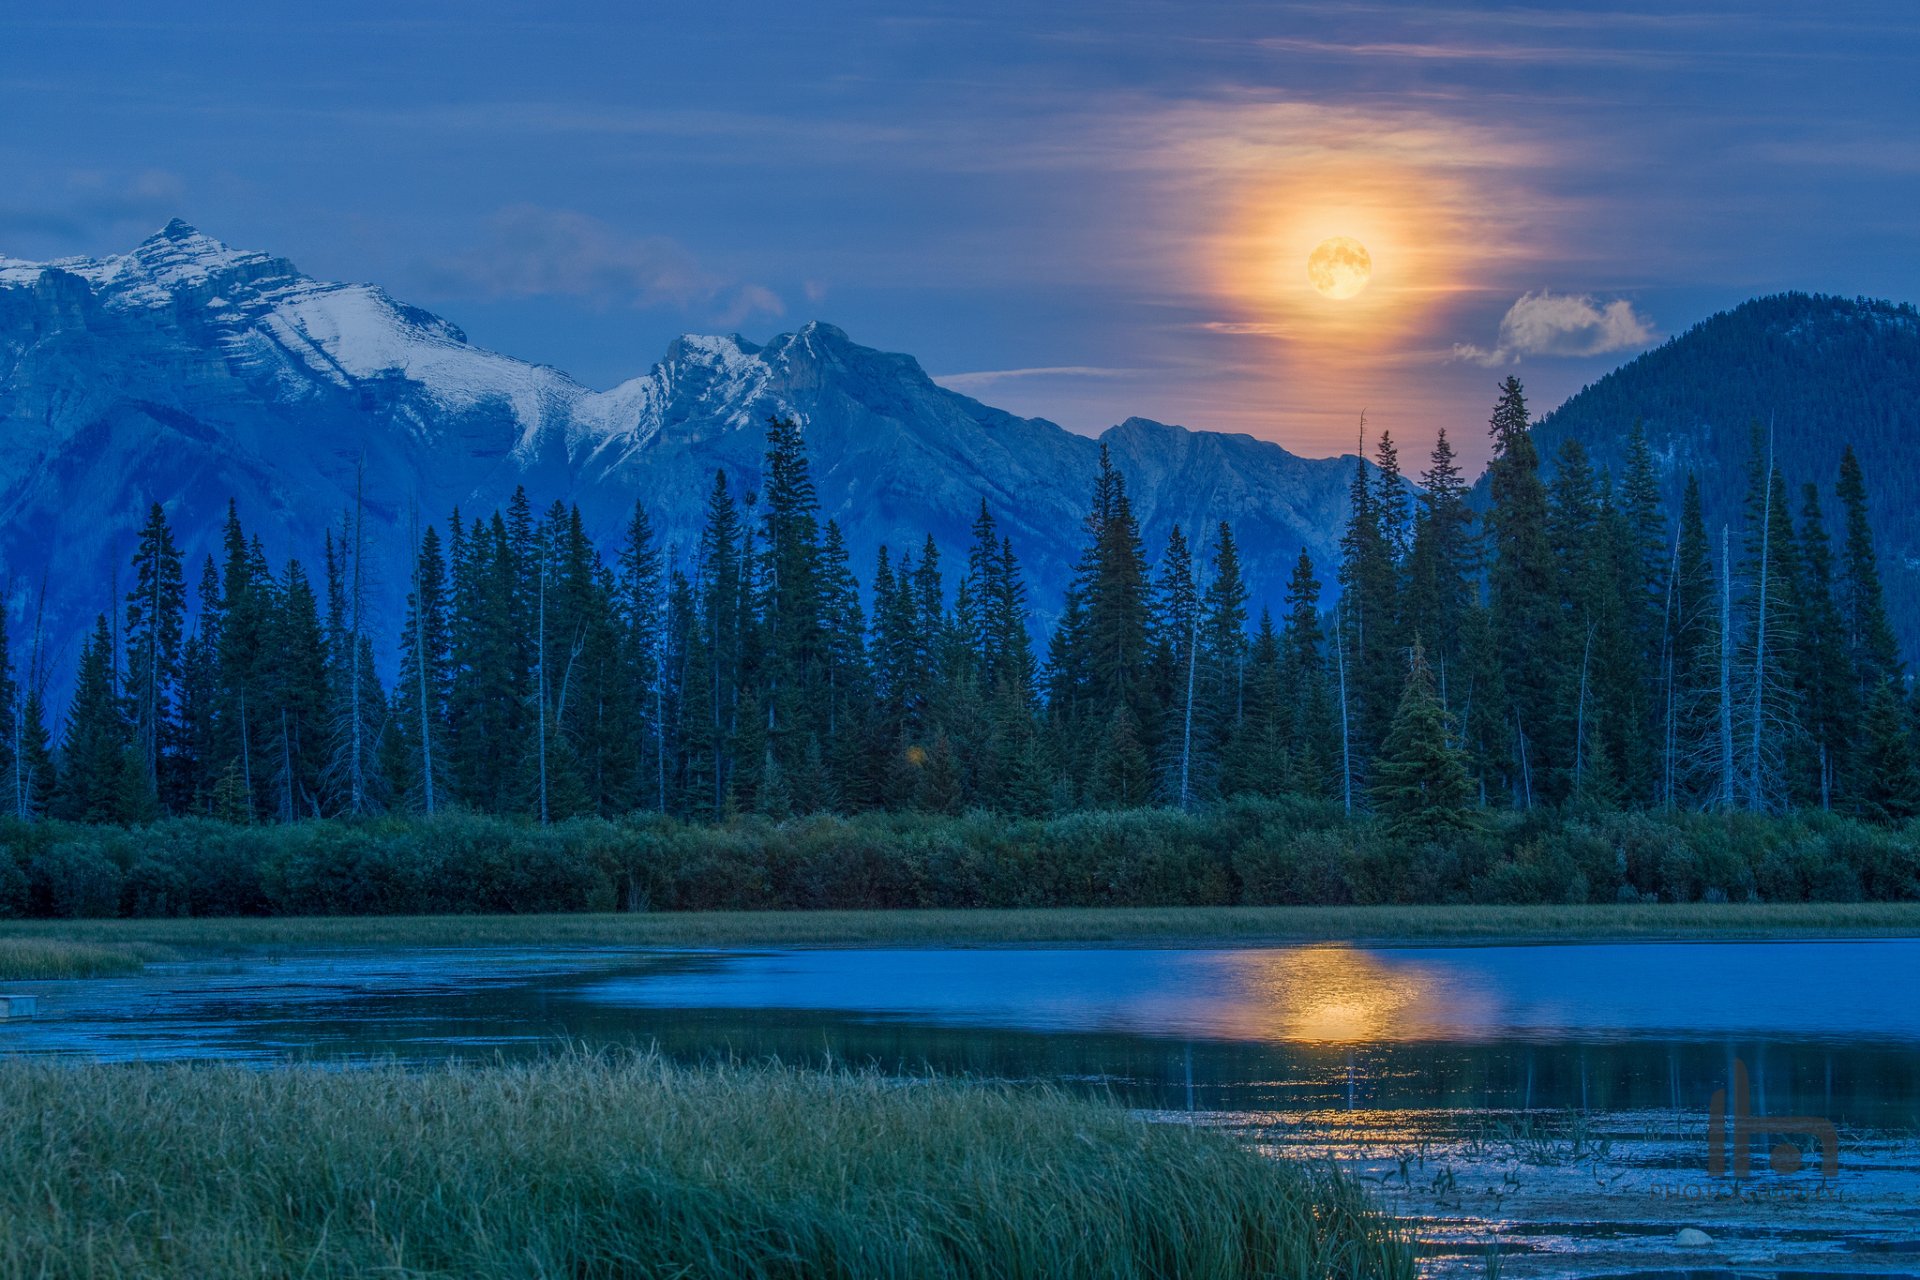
[5,938,1918,1277]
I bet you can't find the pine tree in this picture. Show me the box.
[1616,422,1670,804]
[123,502,187,809]
[1080,446,1151,720]
[1857,679,1920,824]
[1793,482,1855,809]
[326,470,383,815]
[52,615,131,824]
[1369,640,1476,844]
[687,471,745,818]
[389,520,452,814]
[1485,377,1563,807]
[0,608,14,818]
[1148,524,1199,801]
[265,560,329,821]
[1199,521,1249,754]
[1836,444,1901,691]
[1338,427,1401,769]
[817,519,871,809]
[1403,428,1474,669]
[756,417,830,800]
[1276,550,1337,799]
[616,501,669,812]
[1089,704,1151,809]
[1665,476,1721,807]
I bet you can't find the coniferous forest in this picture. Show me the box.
[4,379,1919,918]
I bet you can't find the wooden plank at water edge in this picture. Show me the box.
[0,995,38,1020]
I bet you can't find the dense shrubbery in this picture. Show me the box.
[0,799,1915,919]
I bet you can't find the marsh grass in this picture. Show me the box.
[0,937,174,979]
[0,1052,1411,1279]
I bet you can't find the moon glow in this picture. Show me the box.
[1307,236,1373,299]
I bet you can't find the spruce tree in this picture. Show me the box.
[1485,377,1563,806]
[1370,640,1476,844]
[756,417,830,799]
[1793,482,1855,809]
[1199,521,1249,753]
[1836,444,1901,691]
[389,522,453,814]
[1277,550,1337,798]
[1403,428,1474,669]
[1338,433,1401,769]
[616,501,669,811]
[1857,679,1920,824]
[52,615,131,824]
[123,502,186,809]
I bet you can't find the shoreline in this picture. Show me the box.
[3,902,1917,957]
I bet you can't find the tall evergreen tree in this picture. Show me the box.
[1793,482,1855,809]
[1370,641,1476,844]
[1484,377,1563,806]
[123,502,186,809]
[52,615,131,824]
[1403,428,1475,670]
[1836,444,1901,692]
[388,521,452,814]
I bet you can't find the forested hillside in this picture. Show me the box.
[1530,292,1920,656]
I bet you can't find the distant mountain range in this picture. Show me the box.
[0,221,1358,694]
[2,224,1916,703]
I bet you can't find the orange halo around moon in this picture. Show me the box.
[1201,154,1494,353]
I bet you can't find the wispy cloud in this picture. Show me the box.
[1453,291,1656,366]
[430,205,782,324]
[934,365,1130,392]
[1250,35,1681,68]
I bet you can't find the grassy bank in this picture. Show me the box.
[3,900,1916,952]
[0,1053,1410,1280]
[0,937,175,979]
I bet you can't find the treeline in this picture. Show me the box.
[2,803,1914,918]
[3,379,1918,839]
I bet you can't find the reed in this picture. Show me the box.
[0,1052,1412,1279]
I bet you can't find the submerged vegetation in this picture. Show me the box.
[0,1053,1411,1279]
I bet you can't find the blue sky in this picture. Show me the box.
[4,2,1917,466]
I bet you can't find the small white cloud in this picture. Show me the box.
[1453,291,1655,366]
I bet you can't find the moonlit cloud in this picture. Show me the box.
[934,366,1130,393]
[1453,291,1657,366]
[433,205,783,324]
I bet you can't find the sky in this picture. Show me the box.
[4,2,1918,469]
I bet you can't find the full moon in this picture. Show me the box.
[1307,236,1372,300]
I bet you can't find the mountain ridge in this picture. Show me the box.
[0,222,1361,700]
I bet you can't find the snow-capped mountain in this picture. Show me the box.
[0,221,1359,700]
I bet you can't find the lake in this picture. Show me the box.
[6,938,1918,1278]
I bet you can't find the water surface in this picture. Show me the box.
[5,937,1916,1278]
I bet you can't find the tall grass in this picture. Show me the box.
[0,937,173,979]
[0,1053,1411,1279]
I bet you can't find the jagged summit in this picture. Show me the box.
[0,222,1358,704]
